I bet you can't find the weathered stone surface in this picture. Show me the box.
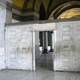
[0,6,6,69]
[54,21,80,71]
[5,25,34,70]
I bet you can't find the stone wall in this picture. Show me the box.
[0,14,80,71]
[5,24,35,70]
[0,6,6,69]
[54,21,80,71]
[5,21,80,71]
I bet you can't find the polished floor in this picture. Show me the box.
[0,68,80,80]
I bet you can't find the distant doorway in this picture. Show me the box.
[35,31,54,71]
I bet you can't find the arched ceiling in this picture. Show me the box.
[58,8,80,19]
[7,0,80,21]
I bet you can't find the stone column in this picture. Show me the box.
[0,5,6,69]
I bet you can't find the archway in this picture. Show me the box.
[49,1,80,20]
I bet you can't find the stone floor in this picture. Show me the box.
[0,68,80,80]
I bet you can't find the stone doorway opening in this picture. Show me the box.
[35,31,55,71]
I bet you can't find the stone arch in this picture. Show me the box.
[48,1,80,19]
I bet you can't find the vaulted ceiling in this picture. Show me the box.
[7,0,80,21]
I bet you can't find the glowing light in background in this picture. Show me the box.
[58,8,80,19]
